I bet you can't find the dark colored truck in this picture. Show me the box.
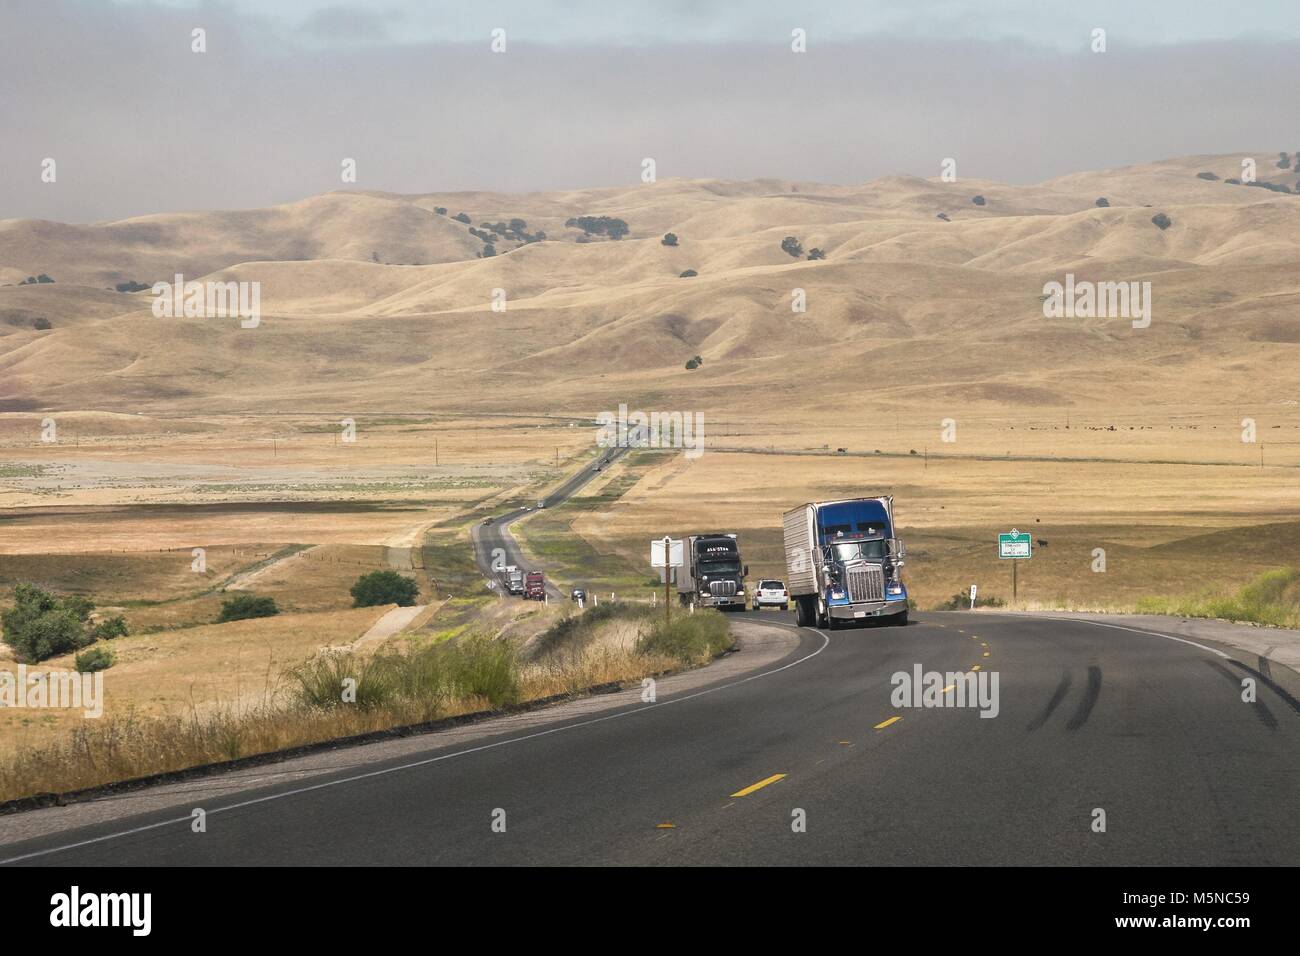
[524,570,546,601]
[677,533,748,611]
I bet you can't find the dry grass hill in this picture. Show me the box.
[2,152,1298,421]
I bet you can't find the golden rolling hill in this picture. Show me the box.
[1,153,1298,420]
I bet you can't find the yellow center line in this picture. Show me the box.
[972,664,981,671]
[983,652,990,657]
[874,716,903,730]
[656,823,676,829]
[730,773,787,798]
[942,684,956,693]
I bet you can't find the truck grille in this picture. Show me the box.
[846,564,884,603]
[709,580,737,598]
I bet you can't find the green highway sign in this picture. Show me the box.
[998,529,1032,560]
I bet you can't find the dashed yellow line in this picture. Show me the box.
[874,716,903,730]
[656,822,676,829]
[983,652,990,657]
[972,664,981,672]
[942,684,956,694]
[730,773,787,798]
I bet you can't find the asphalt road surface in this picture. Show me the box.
[4,610,1298,866]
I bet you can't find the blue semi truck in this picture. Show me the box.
[782,496,909,628]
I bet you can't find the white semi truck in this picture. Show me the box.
[782,496,909,628]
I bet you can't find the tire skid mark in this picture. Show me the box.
[1226,659,1300,718]
[1205,660,1278,730]
[1065,665,1102,731]
[1026,670,1071,732]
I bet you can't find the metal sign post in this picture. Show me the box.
[997,529,1032,603]
[651,535,684,626]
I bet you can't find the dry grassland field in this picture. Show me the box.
[2,151,1299,799]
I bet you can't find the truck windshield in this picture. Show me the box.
[700,560,741,574]
[829,540,885,562]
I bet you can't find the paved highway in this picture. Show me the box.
[3,610,1297,866]
[471,432,639,601]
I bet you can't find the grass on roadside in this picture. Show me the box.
[0,606,734,804]
[1135,566,1300,628]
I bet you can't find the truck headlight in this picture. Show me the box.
[888,586,903,595]
[831,590,845,600]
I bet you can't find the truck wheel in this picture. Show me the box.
[816,600,830,629]
[794,596,812,627]
[892,611,909,626]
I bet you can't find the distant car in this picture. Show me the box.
[482,517,494,525]
[571,588,587,603]
[538,500,546,509]
[753,579,790,610]
[593,465,602,472]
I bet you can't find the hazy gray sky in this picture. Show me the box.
[4,0,1300,221]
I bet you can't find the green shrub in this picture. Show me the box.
[637,610,732,664]
[91,616,129,640]
[1136,567,1300,628]
[217,594,280,623]
[74,646,115,673]
[1,583,97,662]
[351,570,420,608]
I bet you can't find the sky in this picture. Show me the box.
[3,0,1300,221]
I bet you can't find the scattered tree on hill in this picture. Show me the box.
[19,275,54,285]
[1095,197,1110,207]
[115,280,151,292]
[480,243,497,257]
[1277,152,1292,170]
[32,317,51,330]
[1225,178,1241,185]
[1196,171,1219,181]
[685,355,704,370]
[1151,212,1173,230]
[970,195,986,206]
[371,251,380,263]
[1,584,101,663]
[936,212,951,221]
[679,269,697,278]
[780,236,803,258]
[661,232,679,247]
[453,212,471,224]
[434,207,447,215]
[351,570,420,608]
[807,248,826,260]
[217,594,279,623]
[565,215,630,240]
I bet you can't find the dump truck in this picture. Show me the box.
[782,497,908,628]
[677,533,748,611]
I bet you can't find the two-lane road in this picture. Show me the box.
[472,432,639,600]
[4,611,1298,865]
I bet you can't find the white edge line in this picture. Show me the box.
[1032,615,1233,659]
[0,626,831,865]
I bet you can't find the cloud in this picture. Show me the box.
[2,1,1299,221]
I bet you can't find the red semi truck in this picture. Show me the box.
[524,570,546,600]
